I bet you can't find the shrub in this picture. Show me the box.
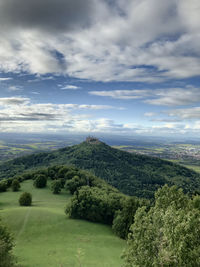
[33,174,47,188]
[11,179,20,192]
[51,180,62,194]
[22,173,33,181]
[0,180,8,192]
[6,178,14,187]
[19,192,32,206]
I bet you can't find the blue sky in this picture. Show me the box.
[0,0,200,137]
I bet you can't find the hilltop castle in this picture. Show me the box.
[85,136,101,144]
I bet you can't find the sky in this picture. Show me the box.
[0,0,200,137]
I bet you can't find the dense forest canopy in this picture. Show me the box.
[0,139,200,199]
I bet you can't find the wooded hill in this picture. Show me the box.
[0,138,200,198]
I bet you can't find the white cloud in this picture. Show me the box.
[168,107,200,120]
[8,86,22,91]
[144,112,157,117]
[0,97,29,106]
[60,85,80,90]
[90,90,149,99]
[0,0,199,82]
[0,97,125,133]
[145,87,200,106]
[0,77,12,81]
[0,97,200,135]
[28,76,54,83]
[90,86,200,106]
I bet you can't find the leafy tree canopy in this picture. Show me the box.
[0,219,16,267]
[123,185,200,267]
[19,192,32,206]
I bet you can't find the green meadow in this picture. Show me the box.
[0,180,125,267]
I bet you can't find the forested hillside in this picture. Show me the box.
[0,138,200,198]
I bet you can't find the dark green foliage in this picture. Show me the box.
[65,173,92,194]
[64,170,79,180]
[19,192,32,206]
[0,180,8,192]
[0,219,16,267]
[65,175,84,194]
[65,169,117,195]
[0,140,200,198]
[59,178,65,188]
[11,179,20,192]
[51,180,62,194]
[57,166,71,178]
[192,195,200,209]
[33,174,47,188]
[123,185,200,267]
[6,178,14,187]
[21,173,33,181]
[66,186,125,225]
[112,197,149,239]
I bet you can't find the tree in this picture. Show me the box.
[51,180,62,194]
[33,174,47,188]
[0,219,16,267]
[123,185,200,267]
[66,186,124,224]
[11,179,20,192]
[19,192,32,206]
[112,196,147,239]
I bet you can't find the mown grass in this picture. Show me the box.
[0,180,125,267]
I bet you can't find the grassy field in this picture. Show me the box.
[0,180,125,267]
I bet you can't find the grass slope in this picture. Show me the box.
[0,180,125,267]
[1,140,200,198]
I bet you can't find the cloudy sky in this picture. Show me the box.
[0,0,200,136]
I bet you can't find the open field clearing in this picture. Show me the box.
[0,180,125,267]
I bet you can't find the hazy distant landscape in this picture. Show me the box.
[1,134,200,173]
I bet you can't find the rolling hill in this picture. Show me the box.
[0,138,200,198]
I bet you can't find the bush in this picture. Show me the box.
[0,219,16,267]
[22,173,33,181]
[51,180,62,194]
[6,178,14,187]
[19,192,32,206]
[0,180,8,192]
[11,179,20,192]
[33,174,47,188]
